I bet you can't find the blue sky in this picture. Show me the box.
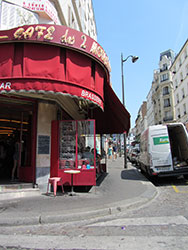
[92,0,188,128]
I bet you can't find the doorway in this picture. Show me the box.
[0,96,36,183]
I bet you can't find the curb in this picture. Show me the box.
[0,181,157,227]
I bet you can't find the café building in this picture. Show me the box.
[0,24,130,192]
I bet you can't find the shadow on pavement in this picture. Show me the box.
[148,174,188,187]
[96,172,108,186]
[121,169,149,182]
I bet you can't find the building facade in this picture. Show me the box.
[134,50,175,139]
[134,39,188,136]
[170,39,188,127]
[152,50,175,125]
[146,74,155,127]
[134,101,147,141]
[0,1,130,192]
[0,0,97,40]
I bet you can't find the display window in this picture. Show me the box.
[59,120,96,170]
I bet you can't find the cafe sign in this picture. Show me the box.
[0,24,111,73]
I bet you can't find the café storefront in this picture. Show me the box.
[0,24,130,191]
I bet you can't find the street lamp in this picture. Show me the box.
[121,53,139,168]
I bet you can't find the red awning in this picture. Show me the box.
[0,42,105,109]
[92,83,131,134]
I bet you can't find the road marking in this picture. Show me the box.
[86,215,188,227]
[172,185,179,193]
[172,185,188,193]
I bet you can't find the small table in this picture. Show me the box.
[64,169,80,195]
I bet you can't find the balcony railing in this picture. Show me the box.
[163,91,170,96]
[163,117,173,122]
[164,104,171,108]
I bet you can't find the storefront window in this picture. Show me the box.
[77,120,95,168]
[59,120,95,170]
[59,121,76,169]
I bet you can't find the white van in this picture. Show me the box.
[138,123,188,177]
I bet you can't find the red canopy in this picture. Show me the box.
[0,25,130,134]
[92,83,130,134]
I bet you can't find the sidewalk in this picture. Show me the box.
[0,157,157,226]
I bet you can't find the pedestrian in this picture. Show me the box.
[113,145,117,160]
[108,144,113,159]
[11,133,20,181]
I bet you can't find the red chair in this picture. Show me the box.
[46,177,64,196]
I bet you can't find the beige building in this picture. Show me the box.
[152,50,175,125]
[134,50,175,139]
[135,101,147,140]
[170,39,188,127]
[0,0,97,40]
[146,71,157,127]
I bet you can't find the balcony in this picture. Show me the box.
[160,68,168,72]
[163,117,173,122]
[164,104,171,108]
[163,91,170,96]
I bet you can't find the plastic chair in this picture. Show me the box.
[46,177,64,196]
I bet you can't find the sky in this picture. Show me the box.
[92,0,188,128]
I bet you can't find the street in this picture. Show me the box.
[0,162,188,250]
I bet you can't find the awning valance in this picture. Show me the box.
[0,42,105,109]
[92,83,131,134]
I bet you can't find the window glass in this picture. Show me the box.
[59,121,76,169]
[77,120,95,167]
[59,120,95,169]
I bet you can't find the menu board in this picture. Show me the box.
[38,135,50,154]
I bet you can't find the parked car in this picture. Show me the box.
[128,144,140,165]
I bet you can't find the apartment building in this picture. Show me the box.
[152,50,175,125]
[146,72,156,127]
[0,0,97,40]
[170,39,188,127]
[134,50,175,139]
[134,101,147,140]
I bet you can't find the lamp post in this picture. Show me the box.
[121,53,139,168]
